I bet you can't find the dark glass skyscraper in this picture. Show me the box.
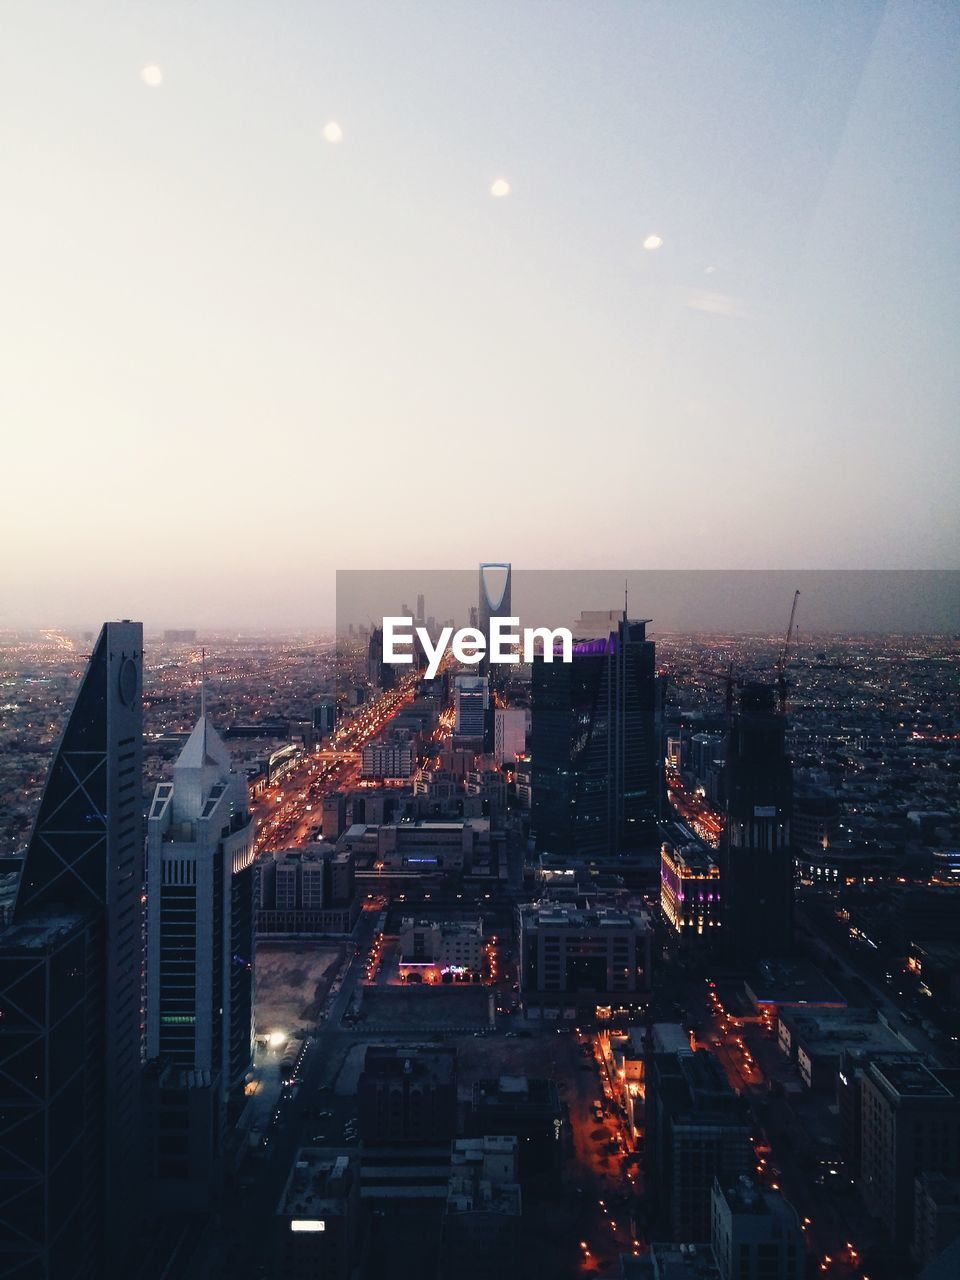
[0,621,144,1279]
[719,682,794,960]
[530,617,657,857]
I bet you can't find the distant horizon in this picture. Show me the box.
[2,3,958,622]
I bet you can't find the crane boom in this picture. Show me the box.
[776,589,800,713]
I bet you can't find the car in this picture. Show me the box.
[311,1133,327,1143]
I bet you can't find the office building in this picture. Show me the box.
[313,702,337,735]
[368,625,396,691]
[0,621,144,1278]
[790,785,841,851]
[467,1076,563,1180]
[711,1177,804,1280]
[493,706,527,764]
[256,845,357,936]
[454,674,488,741]
[358,1046,458,1146]
[144,714,255,1208]
[360,735,416,780]
[858,1059,960,1245]
[647,1050,752,1242]
[440,1136,521,1280]
[691,732,725,783]
[322,791,348,840]
[517,901,652,1016]
[914,1174,960,1270]
[275,1151,360,1280]
[146,714,255,1089]
[660,828,721,943]
[719,683,794,960]
[531,617,657,856]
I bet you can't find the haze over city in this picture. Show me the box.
[2,1,959,629]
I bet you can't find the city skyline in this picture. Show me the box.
[2,2,959,629]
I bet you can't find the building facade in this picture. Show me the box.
[531,618,657,857]
[0,621,145,1278]
[517,901,652,1016]
[719,683,794,960]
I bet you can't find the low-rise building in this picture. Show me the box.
[711,1176,804,1280]
[398,917,484,979]
[517,901,652,1017]
[776,1007,910,1090]
[358,1046,458,1147]
[440,1136,522,1280]
[467,1076,563,1180]
[660,833,721,943]
[255,845,358,936]
[274,1151,360,1280]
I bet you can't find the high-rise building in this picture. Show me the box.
[454,675,489,740]
[144,714,255,1207]
[719,683,794,960]
[313,702,337,735]
[367,626,396,690]
[0,621,144,1279]
[146,715,255,1086]
[493,706,527,765]
[530,617,657,856]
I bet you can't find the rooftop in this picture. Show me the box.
[871,1060,960,1102]
[278,1151,356,1220]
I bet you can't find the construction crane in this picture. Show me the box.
[697,664,740,716]
[776,589,801,714]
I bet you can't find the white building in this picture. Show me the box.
[146,716,256,1094]
[493,707,527,765]
[398,917,484,974]
[360,735,415,779]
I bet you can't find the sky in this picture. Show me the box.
[337,570,960,635]
[1,1,958,628]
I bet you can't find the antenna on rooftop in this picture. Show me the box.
[624,578,629,622]
[201,647,207,720]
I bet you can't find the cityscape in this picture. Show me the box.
[0,568,958,1280]
[2,4,958,1279]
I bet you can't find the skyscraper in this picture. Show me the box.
[145,712,256,1198]
[530,616,657,856]
[368,626,396,690]
[454,675,489,740]
[719,682,794,961]
[0,621,144,1279]
[478,563,511,681]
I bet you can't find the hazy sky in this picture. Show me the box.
[2,2,958,628]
